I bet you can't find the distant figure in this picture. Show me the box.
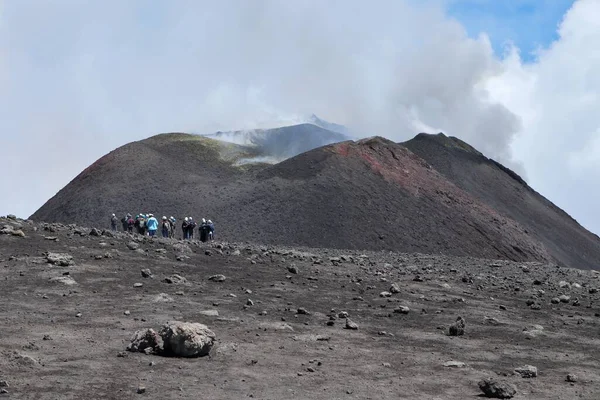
[207,219,215,240]
[199,218,207,242]
[127,214,135,233]
[110,213,118,231]
[188,217,197,240]
[146,214,159,237]
[121,214,130,231]
[161,216,171,238]
[182,217,190,240]
[135,214,147,235]
[169,216,176,238]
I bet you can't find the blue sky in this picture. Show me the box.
[446,0,575,61]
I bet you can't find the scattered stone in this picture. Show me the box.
[127,328,163,354]
[394,306,410,314]
[530,303,542,310]
[76,312,82,318]
[0,381,8,388]
[163,275,187,284]
[199,310,219,317]
[89,228,101,236]
[133,283,143,288]
[559,295,571,303]
[160,321,216,357]
[551,298,560,304]
[141,269,153,278]
[514,365,538,378]
[153,293,174,303]
[42,335,52,341]
[46,252,74,266]
[124,310,131,316]
[338,311,349,318]
[443,361,466,368]
[204,249,212,256]
[589,288,598,294]
[208,274,226,282]
[559,281,570,289]
[297,308,310,315]
[566,374,578,383]
[50,276,77,285]
[389,283,401,294]
[11,229,25,237]
[345,318,358,330]
[478,378,517,399]
[127,242,140,250]
[246,299,254,306]
[287,265,299,274]
[379,291,392,298]
[172,243,192,254]
[448,316,465,336]
[137,386,146,394]
[522,324,544,338]
[0,389,7,394]
[7,214,16,220]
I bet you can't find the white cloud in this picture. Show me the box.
[487,0,600,232]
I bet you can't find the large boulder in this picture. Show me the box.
[159,321,216,357]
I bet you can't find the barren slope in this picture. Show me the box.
[1,217,599,399]
[31,131,553,263]
[403,133,600,270]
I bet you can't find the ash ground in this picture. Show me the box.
[1,217,599,399]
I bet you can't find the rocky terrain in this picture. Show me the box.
[1,216,599,399]
[30,127,600,268]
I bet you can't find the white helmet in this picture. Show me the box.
[202,218,206,223]
[184,217,189,222]
[111,213,115,217]
[208,220,212,224]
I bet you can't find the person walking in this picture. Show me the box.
[127,214,135,233]
[110,214,118,231]
[169,216,176,238]
[188,217,196,240]
[146,214,159,237]
[207,219,215,240]
[182,217,190,240]
[161,216,171,238]
[199,218,208,242]
[121,214,130,231]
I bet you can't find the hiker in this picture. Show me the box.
[207,219,215,240]
[188,217,197,240]
[146,214,158,237]
[135,214,147,235]
[161,216,171,238]
[169,216,176,238]
[199,218,208,242]
[110,213,118,231]
[121,214,130,231]
[127,214,135,233]
[182,217,190,240]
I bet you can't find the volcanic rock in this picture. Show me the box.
[448,316,465,336]
[478,378,517,398]
[127,328,162,354]
[159,321,216,357]
[46,252,74,266]
[514,365,538,378]
[163,275,187,284]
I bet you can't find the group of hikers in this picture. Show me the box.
[110,213,215,242]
